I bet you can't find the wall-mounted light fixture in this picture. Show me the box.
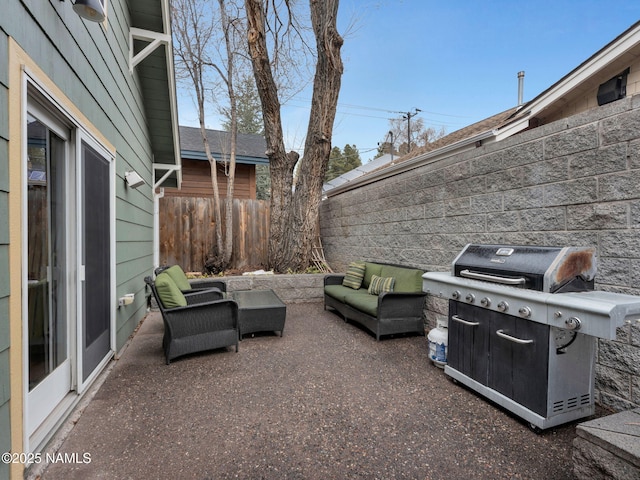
[118,293,135,307]
[125,171,145,189]
[73,0,106,23]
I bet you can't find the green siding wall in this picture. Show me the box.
[0,0,170,469]
[2,0,156,350]
[0,23,11,480]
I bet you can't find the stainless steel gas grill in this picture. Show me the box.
[422,244,640,430]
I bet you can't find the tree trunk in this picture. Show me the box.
[289,0,343,271]
[220,0,236,268]
[200,118,225,269]
[245,0,343,272]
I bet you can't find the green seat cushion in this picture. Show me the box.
[155,272,187,308]
[380,265,423,293]
[368,275,395,295]
[363,262,383,288]
[164,265,192,291]
[325,284,369,303]
[342,261,366,289]
[344,293,378,317]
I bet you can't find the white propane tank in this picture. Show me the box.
[427,318,448,368]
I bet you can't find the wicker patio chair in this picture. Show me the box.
[145,275,239,364]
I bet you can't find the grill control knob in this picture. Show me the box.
[519,306,532,318]
[451,290,460,300]
[480,297,491,307]
[565,317,582,330]
[465,293,475,303]
[497,301,509,312]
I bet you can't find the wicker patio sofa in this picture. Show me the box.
[324,261,427,340]
[145,273,238,364]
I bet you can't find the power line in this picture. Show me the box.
[286,96,473,119]
[283,99,465,127]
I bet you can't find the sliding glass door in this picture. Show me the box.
[26,110,72,438]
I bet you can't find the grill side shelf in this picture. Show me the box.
[546,291,640,340]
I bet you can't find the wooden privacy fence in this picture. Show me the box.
[159,196,269,272]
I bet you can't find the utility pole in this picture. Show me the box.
[402,108,421,153]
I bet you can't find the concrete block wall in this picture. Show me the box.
[319,96,640,412]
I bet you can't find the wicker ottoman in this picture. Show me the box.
[231,289,286,338]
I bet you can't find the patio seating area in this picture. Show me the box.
[38,301,592,480]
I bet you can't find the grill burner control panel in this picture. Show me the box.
[423,272,640,340]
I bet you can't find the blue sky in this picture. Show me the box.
[176,1,640,162]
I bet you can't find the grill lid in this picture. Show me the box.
[452,244,597,292]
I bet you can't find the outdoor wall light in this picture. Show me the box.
[118,293,135,307]
[125,171,145,189]
[73,0,106,23]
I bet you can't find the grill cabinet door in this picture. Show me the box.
[489,313,549,416]
[448,301,550,418]
[448,301,489,386]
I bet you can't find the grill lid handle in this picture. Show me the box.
[460,269,526,285]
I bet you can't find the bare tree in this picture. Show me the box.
[173,0,246,272]
[388,116,447,155]
[210,0,244,271]
[245,0,343,272]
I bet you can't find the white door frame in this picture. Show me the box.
[23,92,75,451]
[75,133,116,394]
[21,70,116,453]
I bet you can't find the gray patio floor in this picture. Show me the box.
[38,302,593,479]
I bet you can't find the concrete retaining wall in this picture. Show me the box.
[150,274,325,310]
[319,97,640,412]
[222,273,325,304]
[572,408,640,479]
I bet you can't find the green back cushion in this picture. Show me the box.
[363,262,383,288]
[380,265,423,292]
[368,275,395,295]
[164,265,192,291]
[155,272,187,308]
[342,261,366,289]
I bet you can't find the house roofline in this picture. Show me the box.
[181,150,270,166]
[324,129,497,197]
[325,20,640,198]
[495,20,640,141]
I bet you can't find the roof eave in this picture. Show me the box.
[130,0,182,188]
[158,0,181,187]
[163,0,182,187]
